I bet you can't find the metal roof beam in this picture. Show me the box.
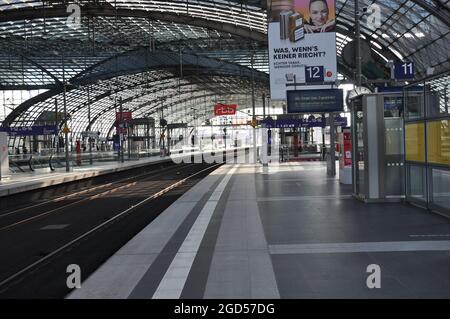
[410,0,450,28]
[0,6,267,42]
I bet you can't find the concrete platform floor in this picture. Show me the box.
[68,162,450,299]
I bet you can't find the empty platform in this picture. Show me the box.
[0,155,172,197]
[68,162,450,299]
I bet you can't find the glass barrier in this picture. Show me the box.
[431,168,450,211]
[427,119,450,165]
[405,89,424,120]
[406,164,427,202]
[404,72,450,215]
[405,123,425,162]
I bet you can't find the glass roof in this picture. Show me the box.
[0,0,449,139]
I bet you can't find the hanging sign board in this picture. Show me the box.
[214,104,237,116]
[0,125,59,136]
[167,123,188,129]
[286,88,343,113]
[116,111,133,122]
[261,116,347,128]
[268,0,338,100]
[81,131,100,139]
[393,62,414,80]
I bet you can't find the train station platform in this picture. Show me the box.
[68,162,450,299]
[0,155,171,198]
[0,148,248,198]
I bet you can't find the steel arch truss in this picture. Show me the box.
[0,0,448,88]
[5,50,268,148]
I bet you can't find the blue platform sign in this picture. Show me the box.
[287,89,344,114]
[376,85,422,93]
[305,66,324,83]
[0,125,58,136]
[113,135,120,151]
[394,62,414,80]
[261,116,347,128]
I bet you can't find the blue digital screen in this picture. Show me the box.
[287,89,344,113]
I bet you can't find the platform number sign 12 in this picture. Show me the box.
[305,66,324,83]
[394,62,414,80]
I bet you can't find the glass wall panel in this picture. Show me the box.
[431,168,450,210]
[405,91,424,120]
[427,120,450,165]
[405,123,425,162]
[405,74,450,213]
[406,164,427,201]
[425,77,449,117]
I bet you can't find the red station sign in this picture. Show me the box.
[116,111,133,122]
[214,104,237,116]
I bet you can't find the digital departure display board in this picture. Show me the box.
[287,89,344,113]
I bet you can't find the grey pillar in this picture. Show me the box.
[251,53,257,164]
[63,83,70,172]
[327,113,336,176]
[355,0,362,87]
[88,85,93,165]
[119,97,124,163]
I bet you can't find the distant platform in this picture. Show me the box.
[0,155,171,197]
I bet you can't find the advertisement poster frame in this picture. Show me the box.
[267,0,338,100]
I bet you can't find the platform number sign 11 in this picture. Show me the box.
[305,66,324,83]
[394,62,414,80]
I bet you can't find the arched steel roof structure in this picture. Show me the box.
[0,0,449,145]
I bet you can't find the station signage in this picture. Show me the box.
[81,131,100,139]
[167,123,188,129]
[116,111,133,122]
[261,116,347,128]
[268,0,338,100]
[287,88,343,113]
[0,125,59,136]
[393,62,414,80]
[214,104,237,116]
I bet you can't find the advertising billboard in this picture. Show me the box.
[268,0,337,100]
[286,88,343,113]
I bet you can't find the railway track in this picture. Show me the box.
[0,162,221,298]
[0,163,196,230]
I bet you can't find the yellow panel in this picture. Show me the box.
[428,120,450,165]
[405,123,425,162]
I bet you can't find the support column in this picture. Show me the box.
[63,85,70,172]
[251,53,257,164]
[151,123,156,149]
[119,96,124,163]
[88,85,93,165]
[355,0,362,87]
[327,113,336,176]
